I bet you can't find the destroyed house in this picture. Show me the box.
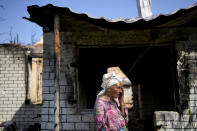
[0,43,43,130]
[24,4,197,131]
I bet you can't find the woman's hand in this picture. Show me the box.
[118,88,124,106]
[119,88,126,117]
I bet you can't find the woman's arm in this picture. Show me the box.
[118,88,126,118]
[94,100,109,131]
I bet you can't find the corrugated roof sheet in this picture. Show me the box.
[24,4,197,31]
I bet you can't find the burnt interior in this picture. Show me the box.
[78,46,177,130]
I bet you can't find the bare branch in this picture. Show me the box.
[31,31,36,45]
[14,33,20,44]
[9,26,13,43]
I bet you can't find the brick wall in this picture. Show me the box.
[154,41,197,130]
[41,33,95,130]
[61,34,95,131]
[41,33,55,130]
[42,31,197,131]
[0,45,41,130]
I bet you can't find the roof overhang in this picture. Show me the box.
[24,4,197,32]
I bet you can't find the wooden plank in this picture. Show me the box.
[54,14,60,131]
[137,84,143,120]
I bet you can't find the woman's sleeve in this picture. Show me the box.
[94,100,109,131]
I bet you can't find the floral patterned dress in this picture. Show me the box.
[94,97,128,131]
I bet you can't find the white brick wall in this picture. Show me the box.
[0,45,41,130]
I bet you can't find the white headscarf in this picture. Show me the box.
[97,72,122,97]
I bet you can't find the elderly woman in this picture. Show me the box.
[94,72,128,131]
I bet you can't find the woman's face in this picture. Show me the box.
[106,82,123,98]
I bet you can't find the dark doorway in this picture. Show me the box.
[78,46,177,130]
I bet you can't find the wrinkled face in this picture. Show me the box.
[106,82,123,98]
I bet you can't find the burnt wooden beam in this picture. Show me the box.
[61,27,197,46]
[28,53,43,58]
[54,14,60,131]
[138,84,143,120]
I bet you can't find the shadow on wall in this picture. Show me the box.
[0,102,41,131]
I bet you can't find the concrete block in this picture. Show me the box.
[191,122,197,128]
[89,123,96,131]
[59,79,67,86]
[42,101,49,107]
[43,72,50,80]
[61,108,77,114]
[8,84,18,87]
[189,94,196,100]
[0,74,5,77]
[82,114,94,122]
[49,60,55,66]
[1,57,9,61]
[66,86,73,92]
[43,66,54,72]
[165,121,173,128]
[46,122,54,130]
[188,100,195,107]
[67,115,81,122]
[13,74,22,77]
[3,101,12,104]
[41,122,46,129]
[0,78,8,81]
[6,67,15,71]
[14,60,24,64]
[49,115,54,122]
[60,101,66,108]
[61,115,67,122]
[49,108,54,114]
[181,114,190,121]
[182,121,190,128]
[14,67,23,71]
[49,87,55,93]
[1,71,9,74]
[60,86,66,93]
[50,101,54,107]
[18,71,24,74]
[42,115,48,122]
[75,123,89,130]
[11,64,19,68]
[8,77,18,81]
[43,60,50,66]
[43,87,50,93]
[60,93,66,100]
[17,97,25,101]
[42,80,55,87]
[17,90,25,94]
[42,108,49,114]
[49,73,55,79]
[42,94,54,101]
[25,111,33,115]
[191,114,197,121]
[165,111,180,121]
[62,123,74,130]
